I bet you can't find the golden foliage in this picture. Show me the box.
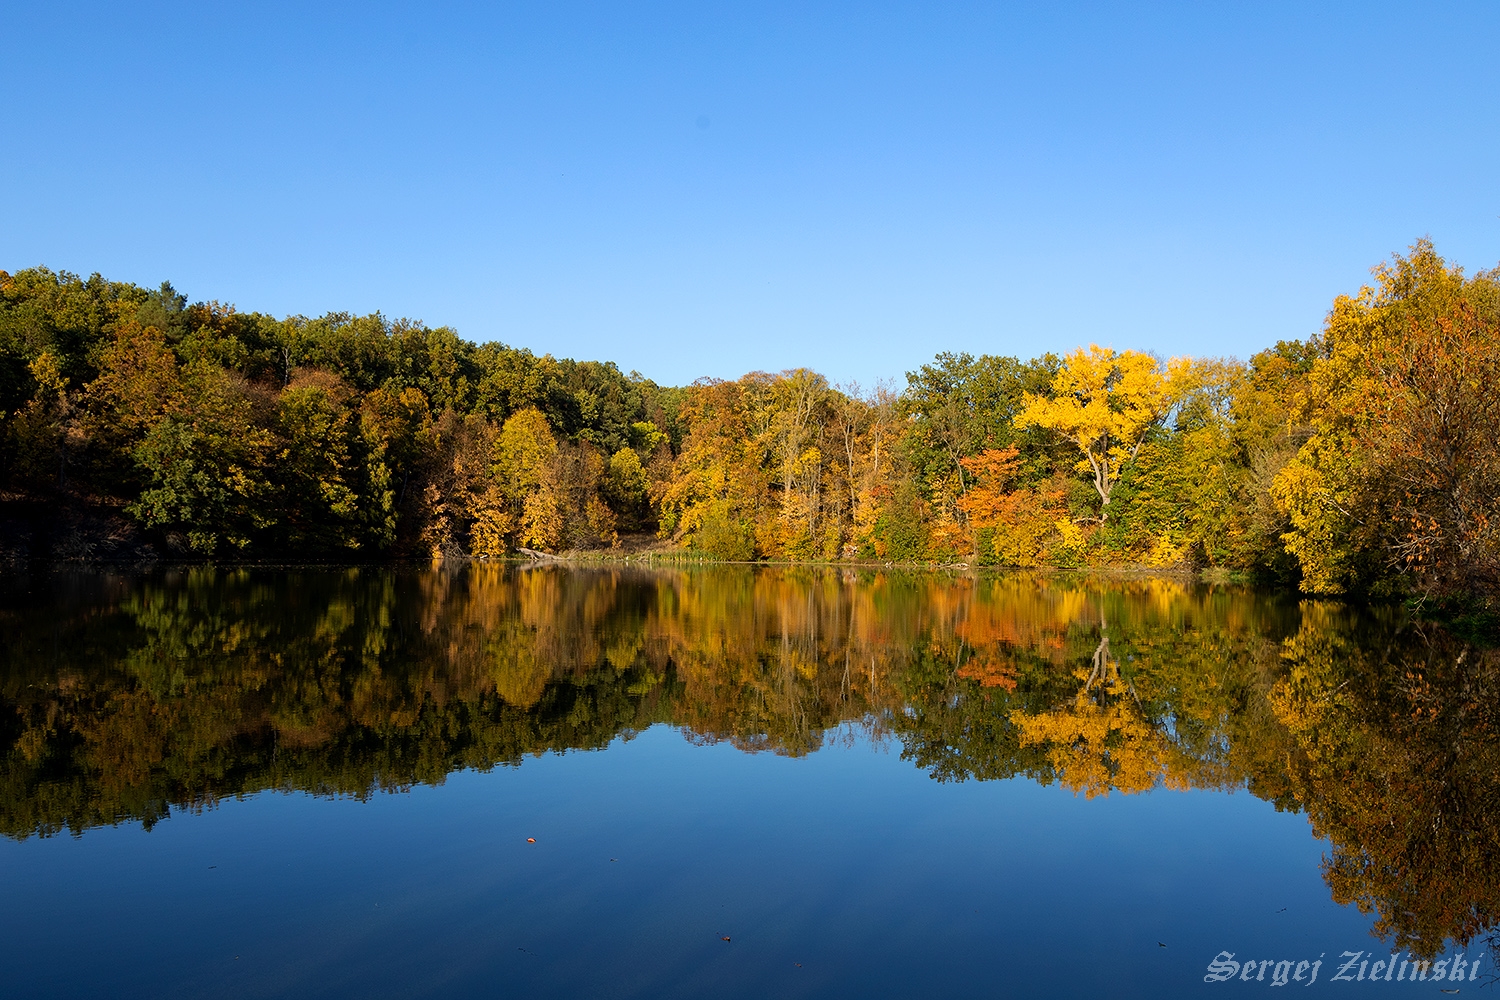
[1015,344,1195,519]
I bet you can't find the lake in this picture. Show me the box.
[1,565,1495,998]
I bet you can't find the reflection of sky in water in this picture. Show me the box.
[0,726,1388,999]
[0,566,1492,997]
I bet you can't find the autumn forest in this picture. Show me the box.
[3,240,1498,602]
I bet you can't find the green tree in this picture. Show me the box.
[128,360,276,553]
[275,370,363,552]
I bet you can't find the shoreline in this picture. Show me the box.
[2,549,1245,583]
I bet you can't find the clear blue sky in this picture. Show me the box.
[4,2,1498,387]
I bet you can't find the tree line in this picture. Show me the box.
[3,239,1497,597]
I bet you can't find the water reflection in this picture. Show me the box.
[1,565,1496,957]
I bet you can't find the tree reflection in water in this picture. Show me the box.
[1,565,1495,957]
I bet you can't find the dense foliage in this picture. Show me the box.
[4,239,1498,597]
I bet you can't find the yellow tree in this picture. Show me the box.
[1271,241,1500,595]
[1010,634,1188,798]
[657,378,768,558]
[492,407,561,551]
[415,410,506,560]
[831,382,899,557]
[1015,344,1194,521]
[765,369,830,557]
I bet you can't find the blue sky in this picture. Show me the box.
[4,2,1498,387]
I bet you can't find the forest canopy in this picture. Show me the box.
[3,239,1498,599]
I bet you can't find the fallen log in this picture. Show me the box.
[517,547,568,562]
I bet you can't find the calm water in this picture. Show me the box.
[1,566,1495,998]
